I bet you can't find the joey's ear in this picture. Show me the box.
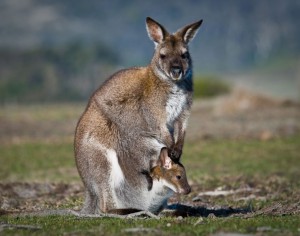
[146,17,169,44]
[176,19,203,44]
[160,148,173,170]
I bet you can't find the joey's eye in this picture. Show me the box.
[160,54,166,59]
[176,175,181,180]
[181,52,189,59]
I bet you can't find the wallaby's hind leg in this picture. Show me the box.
[77,144,119,214]
[75,138,112,214]
[80,189,97,214]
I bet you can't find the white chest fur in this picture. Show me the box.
[114,178,174,213]
[142,179,174,213]
[166,86,187,125]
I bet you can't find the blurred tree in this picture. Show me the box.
[0,42,120,103]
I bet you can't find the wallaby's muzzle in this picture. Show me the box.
[170,66,183,81]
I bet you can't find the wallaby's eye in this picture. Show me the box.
[181,52,189,59]
[160,54,166,59]
[176,175,181,180]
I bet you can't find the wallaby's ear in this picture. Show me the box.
[176,19,203,44]
[159,148,173,170]
[146,17,169,44]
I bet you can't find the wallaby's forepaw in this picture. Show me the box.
[168,147,182,160]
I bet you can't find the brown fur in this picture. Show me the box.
[74,17,202,214]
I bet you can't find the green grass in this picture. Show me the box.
[0,103,84,122]
[0,142,79,182]
[183,136,300,182]
[1,136,300,235]
[1,215,300,235]
[1,136,299,184]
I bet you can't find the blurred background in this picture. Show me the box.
[0,0,299,103]
[1,1,300,222]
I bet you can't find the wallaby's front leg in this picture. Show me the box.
[169,136,185,160]
[168,116,188,160]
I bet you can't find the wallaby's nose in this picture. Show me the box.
[170,66,182,79]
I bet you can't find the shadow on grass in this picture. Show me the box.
[166,204,251,217]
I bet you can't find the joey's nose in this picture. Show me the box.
[180,185,191,195]
[185,186,191,194]
[170,66,182,79]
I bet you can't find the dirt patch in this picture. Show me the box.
[1,175,299,217]
[0,183,83,215]
[187,175,300,217]
[187,88,300,141]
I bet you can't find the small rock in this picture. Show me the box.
[208,213,216,219]
[192,196,203,202]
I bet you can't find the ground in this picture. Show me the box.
[0,88,300,235]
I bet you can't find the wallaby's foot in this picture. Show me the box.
[6,209,159,219]
[79,207,94,215]
[72,210,159,219]
[123,210,160,219]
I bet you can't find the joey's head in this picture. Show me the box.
[146,17,202,82]
[151,148,191,195]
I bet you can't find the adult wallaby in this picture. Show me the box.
[106,147,191,215]
[75,17,202,214]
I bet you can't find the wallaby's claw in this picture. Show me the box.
[168,148,182,160]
